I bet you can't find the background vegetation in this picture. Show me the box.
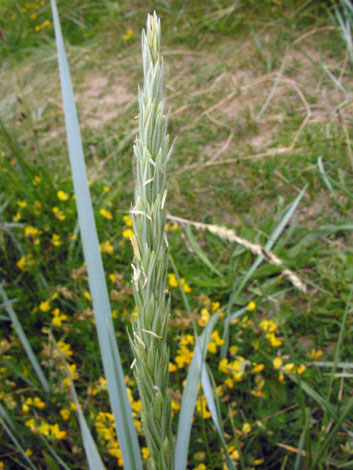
[0,0,352,469]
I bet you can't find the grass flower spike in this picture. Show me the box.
[130,12,174,470]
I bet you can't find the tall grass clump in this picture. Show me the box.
[129,12,174,470]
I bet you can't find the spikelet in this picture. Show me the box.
[130,12,174,470]
[167,214,307,294]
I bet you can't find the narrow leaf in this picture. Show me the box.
[50,2,142,468]
[0,283,49,393]
[184,225,222,276]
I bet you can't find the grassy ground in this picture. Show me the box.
[1,1,353,469]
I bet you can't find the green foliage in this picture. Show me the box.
[1,1,353,469]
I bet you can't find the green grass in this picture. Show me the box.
[1,1,353,469]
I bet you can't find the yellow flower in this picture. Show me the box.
[219,358,229,374]
[296,364,306,375]
[51,234,61,247]
[247,300,256,311]
[123,28,133,41]
[212,301,220,311]
[83,291,91,301]
[70,402,78,411]
[103,185,110,192]
[52,207,66,221]
[227,446,240,460]
[123,215,133,227]
[307,348,323,360]
[66,363,78,380]
[284,362,295,372]
[122,228,134,239]
[169,362,177,372]
[57,190,69,201]
[100,240,114,255]
[196,395,211,419]
[251,362,264,373]
[25,418,36,432]
[273,357,283,369]
[180,278,191,293]
[254,458,264,465]
[17,257,27,271]
[57,341,73,359]
[180,334,194,346]
[17,200,27,209]
[51,316,62,327]
[39,300,51,312]
[193,465,206,470]
[99,208,113,220]
[13,211,21,222]
[62,377,71,387]
[198,308,210,327]
[267,332,282,347]
[33,397,45,409]
[168,273,178,288]
[225,377,234,389]
[33,176,41,185]
[24,226,39,243]
[142,447,150,460]
[260,319,278,333]
[171,400,180,412]
[60,409,70,421]
[109,273,117,282]
[25,449,32,457]
[50,423,66,439]
[242,422,251,434]
[39,421,50,436]
[51,308,67,327]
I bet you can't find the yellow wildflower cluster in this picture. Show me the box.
[198,300,222,327]
[196,395,211,419]
[25,418,66,439]
[193,464,206,470]
[52,206,65,221]
[95,412,124,466]
[57,341,73,360]
[167,273,191,292]
[170,334,194,370]
[123,28,133,41]
[99,208,113,220]
[307,348,323,360]
[16,254,34,271]
[207,330,225,354]
[57,190,69,201]
[227,444,240,461]
[219,356,249,386]
[259,319,282,347]
[24,225,39,245]
[164,222,179,231]
[51,233,61,247]
[51,308,67,327]
[34,19,51,32]
[272,356,306,381]
[100,240,114,255]
[89,376,108,396]
[22,396,45,413]
[13,200,28,222]
[60,409,70,421]
[61,363,79,382]
[122,215,134,239]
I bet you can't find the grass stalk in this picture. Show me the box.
[129,12,174,470]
